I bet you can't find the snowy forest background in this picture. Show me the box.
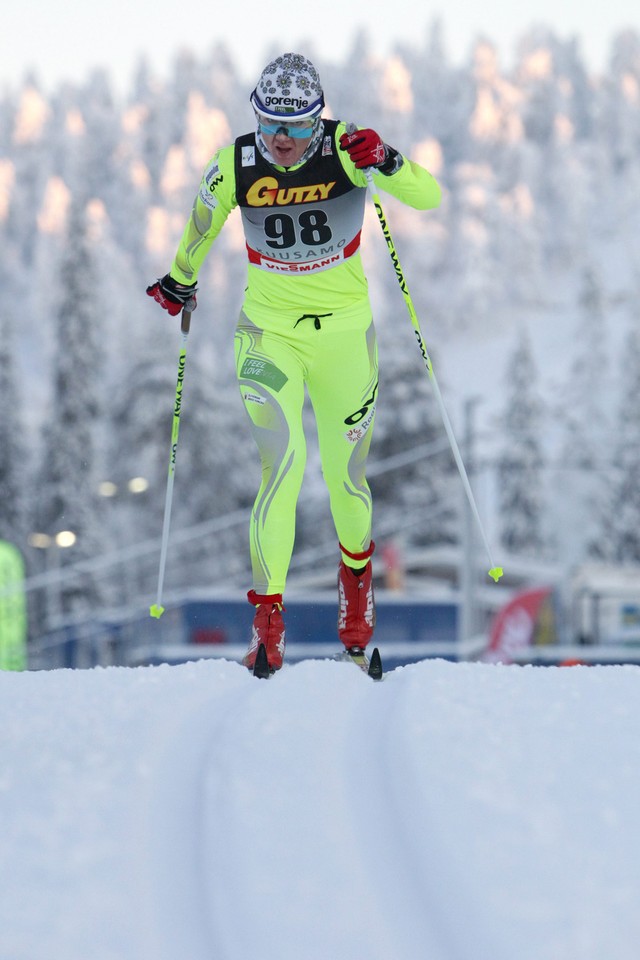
[3,23,640,634]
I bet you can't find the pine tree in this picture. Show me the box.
[409,20,475,166]
[497,328,546,556]
[444,161,503,330]
[36,195,105,619]
[597,323,640,563]
[0,298,27,548]
[552,267,611,564]
[370,305,457,548]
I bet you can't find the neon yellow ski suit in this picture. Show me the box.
[170,120,441,594]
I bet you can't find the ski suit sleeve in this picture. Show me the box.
[169,144,237,285]
[335,121,441,211]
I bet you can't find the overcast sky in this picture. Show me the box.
[3,0,639,95]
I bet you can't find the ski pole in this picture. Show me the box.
[150,302,195,618]
[364,167,503,582]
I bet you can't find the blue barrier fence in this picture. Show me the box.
[28,593,466,669]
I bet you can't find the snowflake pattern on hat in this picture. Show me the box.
[256,53,322,109]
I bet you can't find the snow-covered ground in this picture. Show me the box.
[2,655,640,960]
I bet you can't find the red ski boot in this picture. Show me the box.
[337,543,376,651]
[243,590,286,674]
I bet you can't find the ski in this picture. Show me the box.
[252,642,272,679]
[250,642,384,680]
[338,646,384,681]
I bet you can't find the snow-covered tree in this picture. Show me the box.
[370,319,457,548]
[36,195,105,617]
[408,20,475,165]
[0,299,27,548]
[497,328,546,556]
[443,161,504,329]
[596,323,640,562]
[547,267,611,564]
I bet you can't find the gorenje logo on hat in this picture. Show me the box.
[264,96,310,112]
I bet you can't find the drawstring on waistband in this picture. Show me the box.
[293,312,333,330]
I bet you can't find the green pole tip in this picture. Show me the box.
[488,567,504,583]
[149,604,165,619]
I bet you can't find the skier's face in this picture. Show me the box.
[261,128,313,167]
[256,113,317,167]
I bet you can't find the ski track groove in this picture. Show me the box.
[130,657,507,960]
[200,658,456,959]
[362,666,508,960]
[341,670,456,959]
[132,664,249,960]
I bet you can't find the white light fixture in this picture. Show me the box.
[98,481,118,497]
[55,531,77,548]
[128,476,149,494]
[29,532,52,549]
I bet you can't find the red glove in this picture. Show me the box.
[146,274,197,316]
[339,128,388,169]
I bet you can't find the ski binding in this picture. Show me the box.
[338,646,384,681]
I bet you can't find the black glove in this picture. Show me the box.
[146,274,198,316]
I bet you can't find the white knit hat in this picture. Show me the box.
[250,53,324,120]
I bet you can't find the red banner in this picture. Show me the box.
[484,587,554,663]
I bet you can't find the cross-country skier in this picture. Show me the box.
[147,52,441,674]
